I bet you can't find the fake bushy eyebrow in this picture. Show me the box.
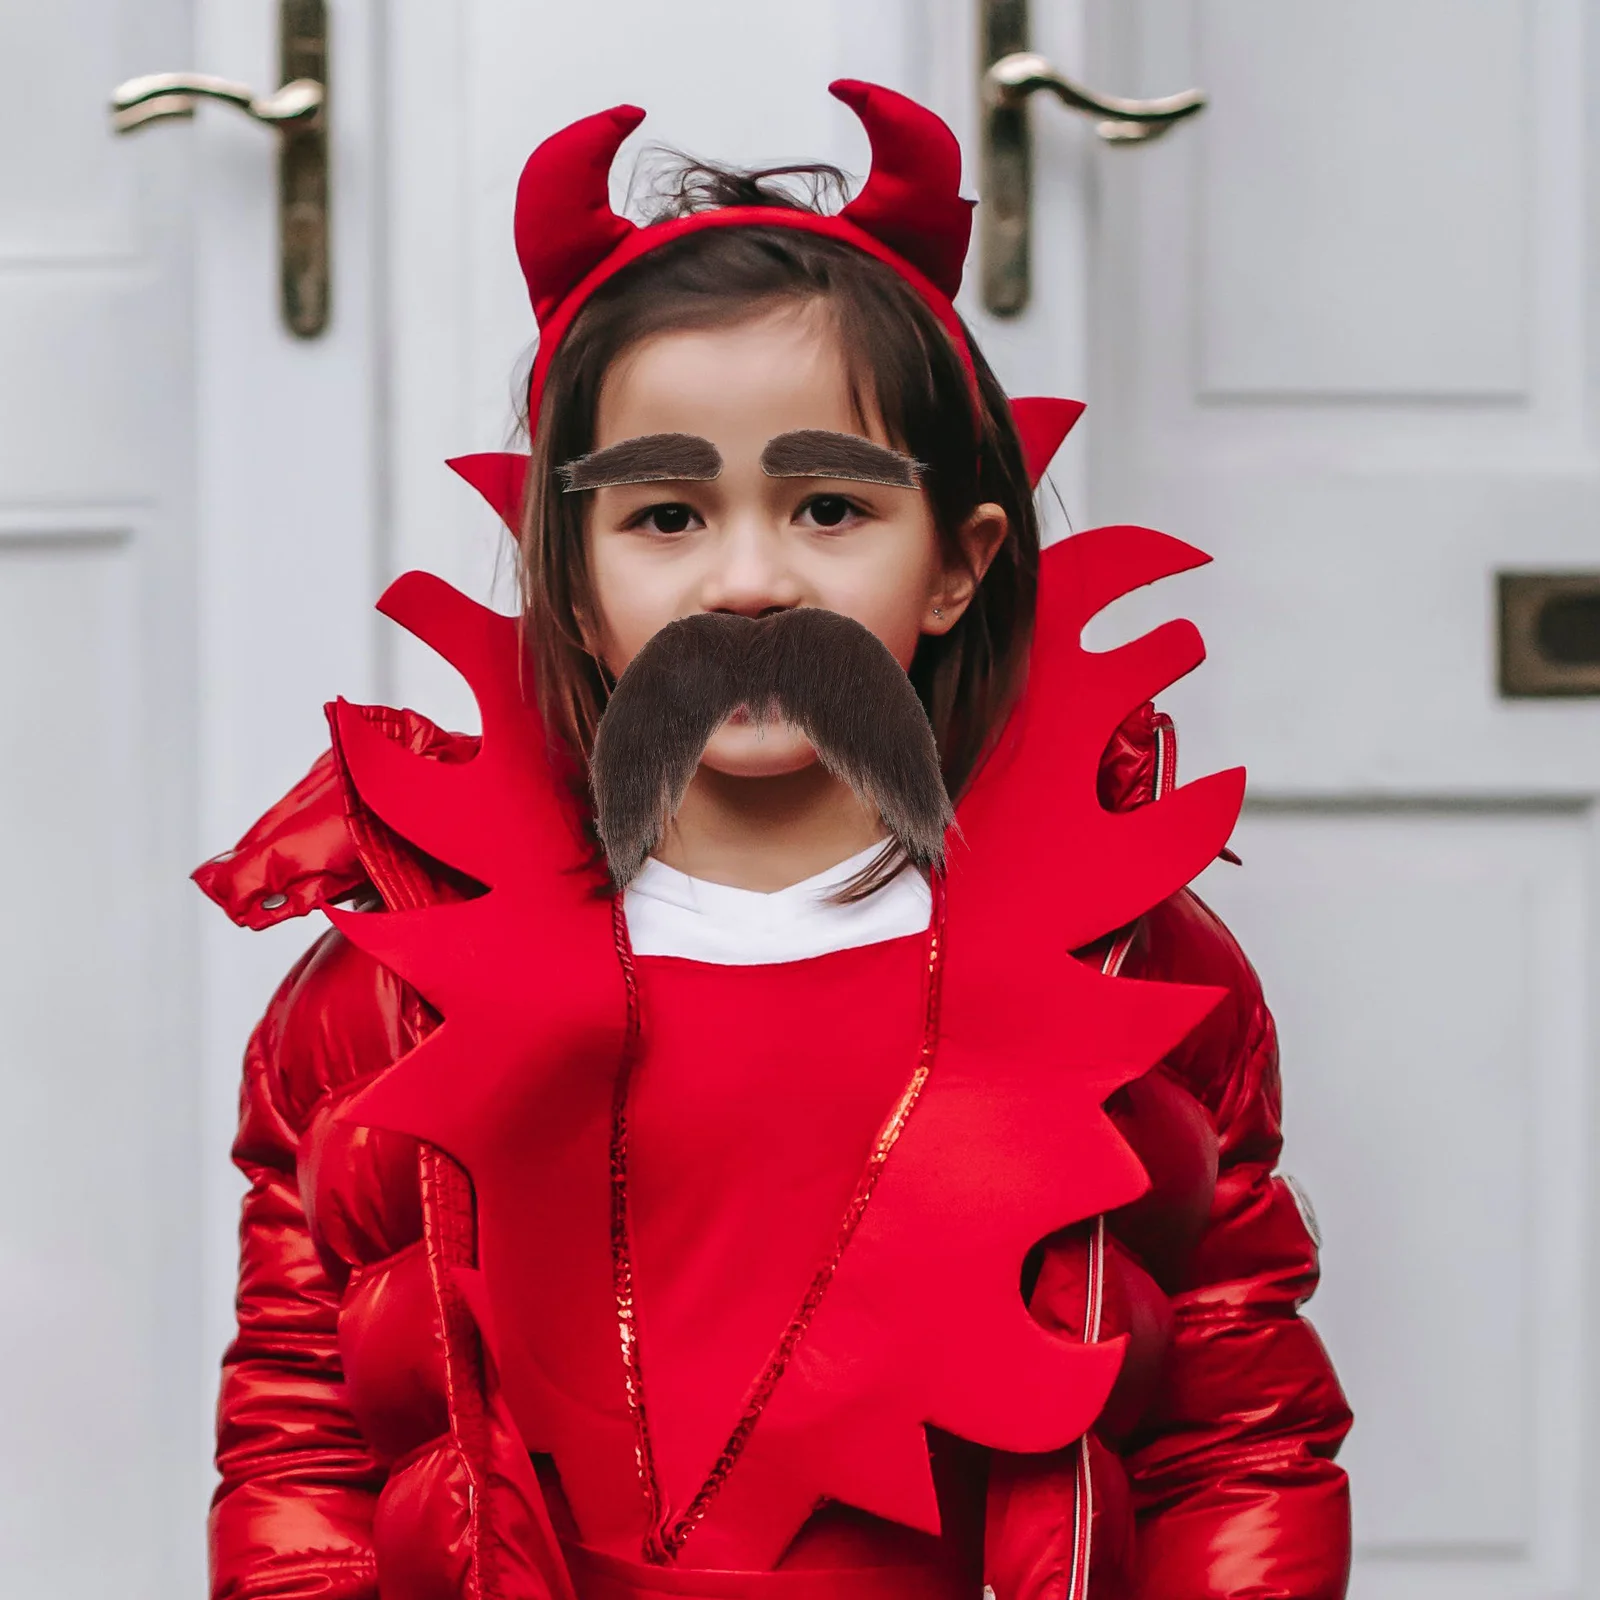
[558,433,723,492]
[760,430,923,488]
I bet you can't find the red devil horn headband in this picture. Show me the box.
[513,80,983,427]
[514,83,972,333]
[451,81,1084,534]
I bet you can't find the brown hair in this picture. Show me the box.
[517,160,1040,852]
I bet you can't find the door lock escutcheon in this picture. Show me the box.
[110,0,330,338]
[980,0,1207,317]
[1498,573,1600,697]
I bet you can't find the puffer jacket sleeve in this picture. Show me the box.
[1124,891,1352,1600]
[210,938,384,1600]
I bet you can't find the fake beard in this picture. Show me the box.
[588,608,953,888]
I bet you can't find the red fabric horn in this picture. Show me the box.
[832,79,974,301]
[1011,397,1087,488]
[448,453,531,535]
[514,104,645,327]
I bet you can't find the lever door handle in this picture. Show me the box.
[979,0,1208,319]
[111,72,323,134]
[107,0,330,338]
[985,52,1206,145]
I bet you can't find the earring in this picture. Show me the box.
[932,606,944,619]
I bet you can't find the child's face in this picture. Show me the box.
[583,301,1003,780]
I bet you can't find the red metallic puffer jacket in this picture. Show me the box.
[199,702,1351,1600]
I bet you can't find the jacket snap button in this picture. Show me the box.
[260,893,289,911]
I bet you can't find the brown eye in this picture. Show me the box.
[638,503,698,535]
[805,495,855,529]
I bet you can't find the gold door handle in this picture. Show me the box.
[110,73,323,134]
[107,0,330,338]
[985,52,1206,145]
[979,0,1208,319]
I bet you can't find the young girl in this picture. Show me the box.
[197,80,1350,1600]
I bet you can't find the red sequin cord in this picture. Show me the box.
[609,892,668,1558]
[608,876,949,1562]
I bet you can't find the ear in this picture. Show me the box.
[925,503,1009,634]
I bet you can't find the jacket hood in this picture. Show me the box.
[194,706,481,930]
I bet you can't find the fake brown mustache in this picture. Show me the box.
[589,608,953,889]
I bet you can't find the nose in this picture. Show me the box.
[697,519,805,618]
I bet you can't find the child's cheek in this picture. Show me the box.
[807,529,941,670]
[588,552,673,679]
[815,593,927,673]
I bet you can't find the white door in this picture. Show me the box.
[1,2,382,1592]
[380,4,1596,1600]
[0,3,203,1591]
[1078,5,1593,1600]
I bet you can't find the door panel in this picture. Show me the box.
[0,3,201,1594]
[0,0,146,258]
[1197,808,1588,1592]
[0,534,173,1586]
[0,282,178,499]
[1195,1,1530,400]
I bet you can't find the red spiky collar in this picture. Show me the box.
[326,524,1244,1566]
[444,79,1087,535]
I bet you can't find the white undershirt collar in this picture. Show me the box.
[622,841,933,966]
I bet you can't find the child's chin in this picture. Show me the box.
[697,721,818,779]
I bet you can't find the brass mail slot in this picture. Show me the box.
[1498,572,1600,697]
